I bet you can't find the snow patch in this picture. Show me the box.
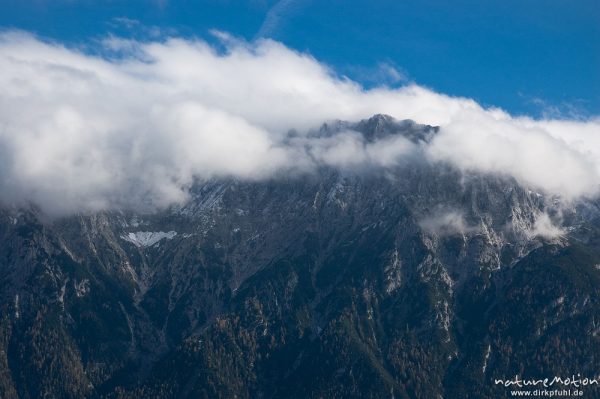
[121,231,177,247]
[74,279,90,297]
[384,249,402,294]
[14,294,19,319]
[482,344,491,374]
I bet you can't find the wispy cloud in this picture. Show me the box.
[419,210,479,236]
[255,0,307,39]
[0,31,599,215]
[527,212,565,239]
[527,96,592,121]
[343,62,409,87]
[105,16,174,41]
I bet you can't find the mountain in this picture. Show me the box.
[0,115,599,398]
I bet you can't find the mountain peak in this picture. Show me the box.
[354,114,438,143]
[315,114,439,143]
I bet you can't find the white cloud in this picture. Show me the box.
[289,130,418,169]
[0,31,599,215]
[527,213,564,239]
[425,109,600,199]
[419,210,478,236]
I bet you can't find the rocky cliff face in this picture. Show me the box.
[0,115,599,398]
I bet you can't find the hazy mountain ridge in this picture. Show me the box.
[0,115,599,398]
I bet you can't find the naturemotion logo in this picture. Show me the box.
[494,374,598,397]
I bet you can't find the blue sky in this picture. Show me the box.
[1,0,598,118]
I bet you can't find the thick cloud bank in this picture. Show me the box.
[0,31,599,215]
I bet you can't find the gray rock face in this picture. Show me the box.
[0,115,599,398]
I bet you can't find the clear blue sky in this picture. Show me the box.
[1,0,598,118]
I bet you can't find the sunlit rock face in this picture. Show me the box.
[0,115,598,399]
